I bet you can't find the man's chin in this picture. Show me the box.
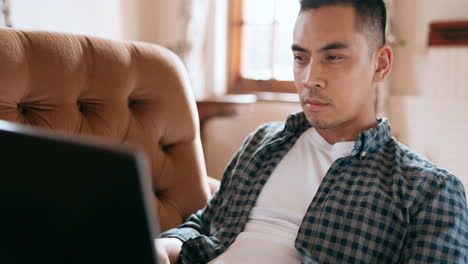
[306,115,341,130]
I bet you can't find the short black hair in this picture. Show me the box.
[299,0,387,51]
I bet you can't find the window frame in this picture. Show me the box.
[227,0,296,94]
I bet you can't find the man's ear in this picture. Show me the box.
[373,45,393,82]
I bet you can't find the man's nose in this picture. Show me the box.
[302,63,326,89]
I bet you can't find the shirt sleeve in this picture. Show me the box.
[158,131,255,242]
[400,174,468,263]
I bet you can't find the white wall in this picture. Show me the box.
[0,0,6,27]
[9,0,180,43]
[10,0,123,39]
[203,101,302,179]
[388,0,468,189]
[9,0,184,44]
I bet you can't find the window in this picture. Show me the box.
[228,0,300,94]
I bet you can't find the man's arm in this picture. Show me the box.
[400,175,468,263]
[155,145,245,263]
[158,130,255,241]
[155,131,256,263]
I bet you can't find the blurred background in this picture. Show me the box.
[2,0,468,191]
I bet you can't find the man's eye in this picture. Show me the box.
[326,55,343,61]
[294,55,305,61]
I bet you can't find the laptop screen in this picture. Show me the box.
[0,121,159,264]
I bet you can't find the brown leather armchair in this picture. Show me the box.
[0,28,219,232]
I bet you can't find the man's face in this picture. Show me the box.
[293,5,380,130]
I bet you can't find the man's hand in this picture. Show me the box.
[155,238,183,264]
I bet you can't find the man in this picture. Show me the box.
[157,0,468,263]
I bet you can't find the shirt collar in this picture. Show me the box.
[284,111,392,159]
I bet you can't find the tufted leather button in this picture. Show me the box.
[160,142,175,153]
[154,189,161,197]
[128,98,136,110]
[17,103,28,115]
[76,101,85,113]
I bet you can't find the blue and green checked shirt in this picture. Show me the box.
[161,112,468,263]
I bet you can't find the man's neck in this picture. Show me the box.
[314,118,379,145]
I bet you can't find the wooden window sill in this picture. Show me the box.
[196,92,298,120]
[196,94,257,124]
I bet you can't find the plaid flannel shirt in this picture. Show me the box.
[161,112,468,264]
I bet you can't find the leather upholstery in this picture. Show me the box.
[0,28,212,231]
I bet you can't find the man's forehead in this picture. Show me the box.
[293,6,363,52]
[295,5,358,29]
[293,25,357,52]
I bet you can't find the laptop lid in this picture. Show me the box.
[0,121,159,264]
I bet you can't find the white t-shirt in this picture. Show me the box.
[208,127,355,264]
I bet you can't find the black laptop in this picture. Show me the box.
[0,121,159,264]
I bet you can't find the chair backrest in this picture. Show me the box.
[0,28,211,231]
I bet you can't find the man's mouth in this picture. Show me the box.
[304,99,330,111]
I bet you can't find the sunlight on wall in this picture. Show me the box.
[10,0,122,39]
[389,0,468,190]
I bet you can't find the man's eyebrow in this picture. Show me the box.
[318,42,350,52]
[291,44,309,52]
